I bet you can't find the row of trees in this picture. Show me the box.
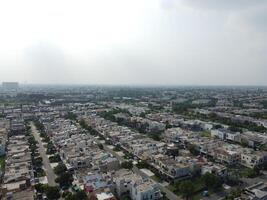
[195,112,267,133]
[33,119,88,199]
[100,110,164,141]
[121,161,133,169]
[26,124,46,177]
[54,163,74,189]
[35,184,61,200]
[172,98,217,115]
[36,183,87,200]
[34,119,58,155]
[65,112,78,121]
[100,108,132,122]
[35,172,87,199]
[33,119,45,132]
[46,141,57,155]
[79,119,101,137]
[172,102,197,114]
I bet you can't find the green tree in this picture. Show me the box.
[34,119,45,132]
[165,120,172,129]
[79,119,88,129]
[140,112,146,118]
[97,143,104,150]
[49,154,61,163]
[262,101,267,109]
[66,112,77,120]
[35,183,45,193]
[179,180,195,200]
[149,133,161,141]
[121,161,133,169]
[202,173,222,190]
[241,167,260,178]
[55,172,74,188]
[227,168,240,186]
[229,126,242,133]
[136,160,150,169]
[33,157,43,167]
[65,191,88,200]
[187,143,199,156]
[225,188,242,200]
[113,144,122,151]
[62,191,72,198]
[240,139,249,147]
[43,185,61,200]
[54,163,67,175]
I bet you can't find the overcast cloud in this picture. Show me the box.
[0,0,266,85]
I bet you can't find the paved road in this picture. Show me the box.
[101,142,181,200]
[31,122,57,186]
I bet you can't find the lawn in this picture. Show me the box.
[151,175,162,182]
[240,167,260,178]
[166,184,176,192]
[170,176,223,199]
[228,165,261,179]
[200,130,211,138]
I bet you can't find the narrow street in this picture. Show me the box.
[30,122,57,186]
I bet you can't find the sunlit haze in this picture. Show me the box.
[0,0,267,85]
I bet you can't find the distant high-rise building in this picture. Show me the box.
[2,82,19,90]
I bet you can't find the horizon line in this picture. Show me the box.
[2,83,267,88]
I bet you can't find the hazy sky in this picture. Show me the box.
[0,0,267,85]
